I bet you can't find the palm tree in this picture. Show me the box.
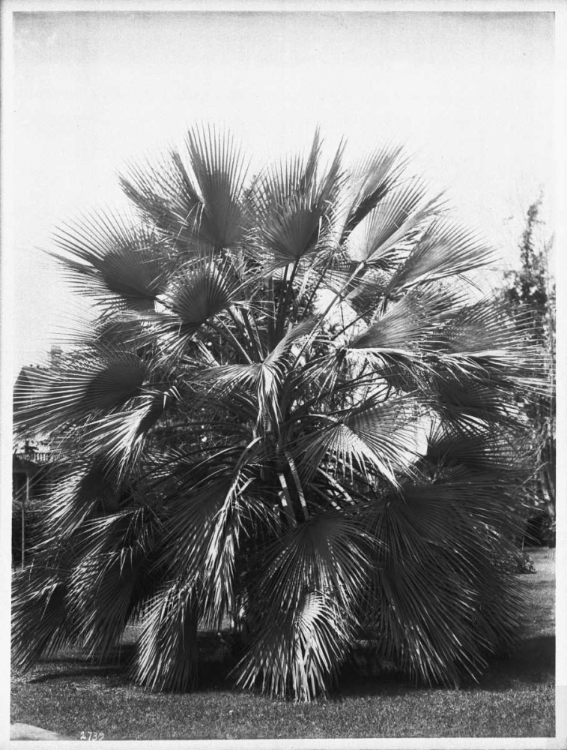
[13,126,543,701]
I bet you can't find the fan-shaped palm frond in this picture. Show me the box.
[235,511,372,699]
[340,143,407,239]
[52,210,170,310]
[12,568,71,672]
[121,126,250,253]
[78,393,170,471]
[297,396,426,487]
[40,461,119,542]
[386,218,496,294]
[349,285,462,352]
[424,422,533,476]
[432,299,546,385]
[157,475,243,625]
[132,581,200,691]
[14,347,149,434]
[361,473,525,685]
[64,508,151,658]
[165,255,243,334]
[251,133,345,267]
[345,180,439,266]
[120,151,202,249]
[184,125,250,249]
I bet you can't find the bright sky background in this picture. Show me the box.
[9,10,556,373]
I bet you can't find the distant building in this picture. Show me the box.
[12,350,64,567]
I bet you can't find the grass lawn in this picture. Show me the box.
[10,547,555,740]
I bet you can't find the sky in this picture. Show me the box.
[7,9,557,374]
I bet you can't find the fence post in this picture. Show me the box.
[21,475,30,569]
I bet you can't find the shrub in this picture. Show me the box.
[13,127,543,700]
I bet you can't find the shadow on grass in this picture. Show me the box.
[29,666,133,686]
[332,634,556,701]
[475,635,555,691]
[28,642,243,693]
[28,644,137,686]
[26,632,554,701]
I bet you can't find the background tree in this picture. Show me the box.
[503,196,555,542]
[13,127,544,701]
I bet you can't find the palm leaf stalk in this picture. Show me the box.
[13,126,544,701]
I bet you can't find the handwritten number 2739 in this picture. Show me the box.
[80,731,104,741]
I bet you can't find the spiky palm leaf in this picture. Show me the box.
[236,510,372,699]
[360,473,525,686]
[120,125,250,252]
[13,126,544,702]
[52,210,170,310]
